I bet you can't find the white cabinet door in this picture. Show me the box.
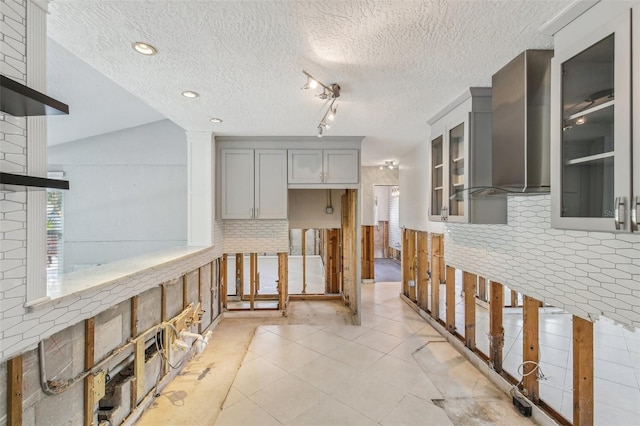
[288,150,323,184]
[221,149,254,219]
[255,150,287,219]
[324,149,359,183]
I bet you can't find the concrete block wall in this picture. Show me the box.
[0,0,28,364]
[446,194,640,329]
[223,219,289,253]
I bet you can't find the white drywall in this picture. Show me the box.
[288,189,344,229]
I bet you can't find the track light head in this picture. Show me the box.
[317,125,324,137]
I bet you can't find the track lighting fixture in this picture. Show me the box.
[380,161,395,169]
[302,70,341,135]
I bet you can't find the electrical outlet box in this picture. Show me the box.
[93,371,106,401]
[409,280,416,287]
[512,394,532,417]
[326,206,334,214]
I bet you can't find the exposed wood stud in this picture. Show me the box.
[278,252,288,310]
[573,316,594,426]
[134,337,145,407]
[431,234,442,319]
[407,230,417,302]
[401,228,409,297]
[302,229,307,294]
[161,284,167,322]
[463,271,476,350]
[182,275,188,309]
[130,296,138,338]
[511,289,518,307]
[325,229,341,293]
[221,254,227,310]
[523,295,540,404]
[236,253,244,298]
[128,294,139,410]
[8,355,22,426]
[417,231,429,311]
[446,265,456,333]
[361,225,375,280]
[250,253,256,310]
[84,317,95,426]
[489,281,504,373]
[439,235,445,283]
[341,189,357,310]
[198,267,204,333]
[478,277,486,301]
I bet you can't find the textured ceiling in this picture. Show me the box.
[47,0,570,165]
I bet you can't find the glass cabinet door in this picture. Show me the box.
[560,35,615,219]
[431,136,444,218]
[552,11,631,232]
[448,123,465,217]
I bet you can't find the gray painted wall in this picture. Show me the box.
[48,119,187,272]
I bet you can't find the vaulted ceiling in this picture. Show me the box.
[46,0,571,165]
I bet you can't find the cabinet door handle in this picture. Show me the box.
[632,196,639,232]
[255,208,259,219]
[250,208,254,219]
[614,197,626,230]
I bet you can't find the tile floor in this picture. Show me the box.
[215,282,535,426]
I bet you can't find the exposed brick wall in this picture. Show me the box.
[446,194,640,329]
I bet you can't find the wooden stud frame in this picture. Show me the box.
[250,253,256,310]
[7,355,22,426]
[221,254,227,310]
[523,295,540,403]
[401,229,409,297]
[361,225,375,280]
[489,281,504,373]
[446,265,456,333]
[84,317,95,426]
[463,271,476,350]
[417,231,429,311]
[431,234,442,319]
[573,316,594,425]
[407,230,417,302]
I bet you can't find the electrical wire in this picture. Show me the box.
[154,324,188,371]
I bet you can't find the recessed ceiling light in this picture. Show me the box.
[210,118,223,123]
[132,42,157,56]
[181,91,199,98]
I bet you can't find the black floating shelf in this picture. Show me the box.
[0,172,69,190]
[1,75,69,117]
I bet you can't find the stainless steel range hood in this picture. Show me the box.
[492,50,553,192]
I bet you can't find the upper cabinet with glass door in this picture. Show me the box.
[551,1,633,232]
[428,88,507,224]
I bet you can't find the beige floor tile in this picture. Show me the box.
[261,324,321,342]
[353,328,403,353]
[215,396,282,426]
[381,393,453,426]
[364,355,443,401]
[325,341,384,371]
[249,375,327,423]
[285,395,378,426]
[296,330,350,354]
[222,386,245,409]
[322,324,370,341]
[293,355,357,394]
[248,329,294,357]
[329,372,406,422]
[373,318,416,339]
[262,340,322,372]
[232,357,288,396]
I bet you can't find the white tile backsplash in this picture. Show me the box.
[445,194,640,329]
